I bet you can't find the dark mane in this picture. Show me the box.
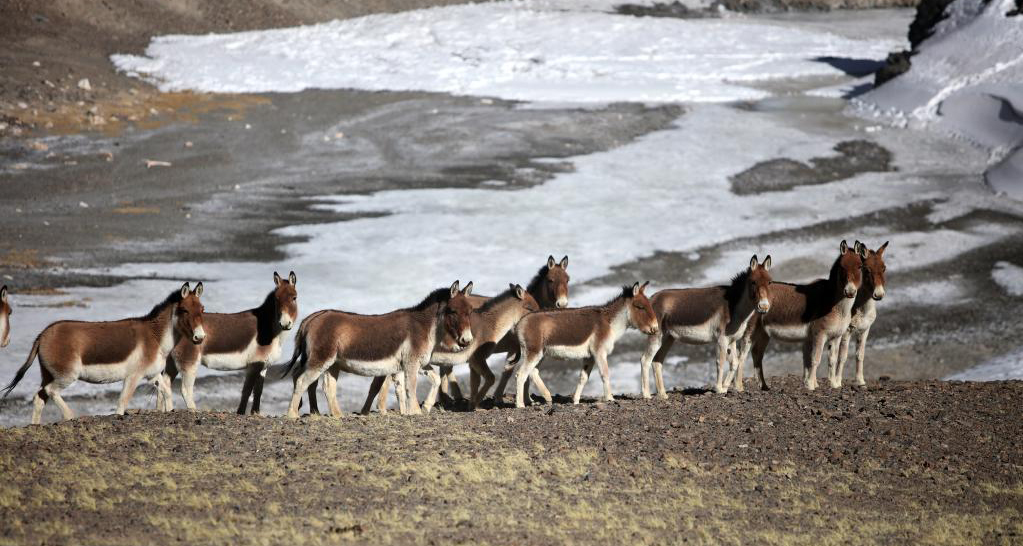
[525,265,550,295]
[604,285,635,306]
[828,253,845,284]
[478,286,518,313]
[408,287,452,311]
[723,269,750,313]
[254,290,281,345]
[138,289,184,321]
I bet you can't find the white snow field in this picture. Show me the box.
[111,0,901,104]
[858,0,1023,197]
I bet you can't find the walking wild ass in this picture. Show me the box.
[829,241,887,388]
[741,241,864,391]
[158,271,298,413]
[283,281,475,418]
[1,285,11,349]
[1,283,206,424]
[513,282,659,408]
[640,255,772,398]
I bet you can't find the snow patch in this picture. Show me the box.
[111,1,900,104]
[947,347,1023,381]
[992,261,1023,297]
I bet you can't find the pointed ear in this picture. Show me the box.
[273,271,282,286]
[514,284,526,299]
[640,280,650,294]
[289,271,297,285]
[547,255,556,269]
[0,285,7,302]
[854,240,862,253]
[631,282,640,297]
[858,244,868,259]
[180,282,191,298]
[450,280,460,298]
[877,241,888,256]
[559,255,568,269]
[762,255,772,271]
[840,240,849,254]
[462,281,474,296]
[750,254,758,270]
[193,282,204,298]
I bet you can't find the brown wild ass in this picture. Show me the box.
[739,241,864,391]
[829,241,887,388]
[513,282,659,408]
[362,284,540,412]
[158,272,298,414]
[282,281,475,418]
[639,255,772,398]
[351,255,569,414]
[1,283,206,424]
[0,285,11,349]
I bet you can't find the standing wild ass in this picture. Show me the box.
[829,241,887,388]
[352,255,570,414]
[1,283,206,424]
[158,271,298,413]
[282,281,475,418]
[740,241,864,391]
[513,282,659,408]
[639,255,772,398]
[0,285,11,349]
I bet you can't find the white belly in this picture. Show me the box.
[201,351,252,371]
[78,347,159,384]
[546,343,592,361]
[338,357,402,377]
[671,322,718,345]
[766,323,809,342]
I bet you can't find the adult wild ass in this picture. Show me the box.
[282,281,475,418]
[829,241,887,388]
[512,282,659,408]
[158,272,298,413]
[353,255,569,413]
[363,284,540,412]
[639,255,772,398]
[0,285,11,349]
[1,283,206,424]
[740,241,863,391]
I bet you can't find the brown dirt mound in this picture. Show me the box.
[1,376,1020,545]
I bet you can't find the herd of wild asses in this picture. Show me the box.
[0,240,888,425]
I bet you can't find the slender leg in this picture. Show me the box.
[515,353,541,408]
[46,383,74,421]
[155,374,174,413]
[116,373,143,415]
[854,327,870,386]
[722,341,739,392]
[572,357,595,405]
[361,376,387,415]
[530,367,552,404]
[714,337,730,394]
[732,338,750,393]
[595,352,614,402]
[639,333,662,399]
[652,334,674,400]
[158,361,175,412]
[469,367,480,407]
[828,337,844,389]
[288,363,326,419]
[306,379,320,415]
[177,365,198,411]
[438,365,452,401]
[324,367,342,417]
[469,356,496,409]
[836,332,852,386]
[31,389,49,425]
[251,364,268,414]
[422,367,441,413]
[393,374,407,415]
[751,329,770,391]
[491,352,519,404]
[237,365,258,415]
[404,360,423,415]
[806,334,827,391]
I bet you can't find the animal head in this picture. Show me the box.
[626,281,659,336]
[835,240,864,299]
[273,271,299,330]
[176,282,206,344]
[511,283,541,315]
[0,285,10,348]
[441,280,476,351]
[748,255,773,314]
[855,240,888,301]
[543,255,570,309]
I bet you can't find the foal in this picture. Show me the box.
[829,241,887,388]
[2,283,206,424]
[283,281,475,418]
[742,241,864,391]
[0,285,11,349]
[640,255,772,398]
[159,271,298,413]
[513,282,659,408]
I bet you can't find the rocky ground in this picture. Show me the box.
[0,377,1020,545]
